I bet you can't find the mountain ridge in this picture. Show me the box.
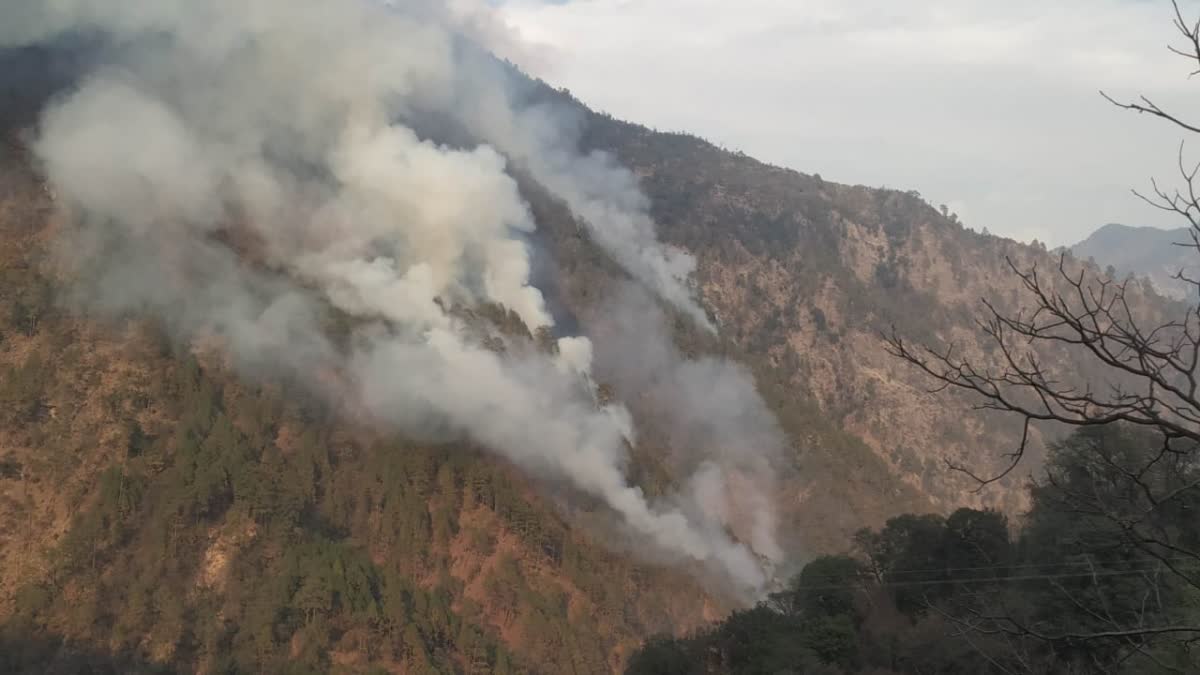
[1066,222,1197,300]
[0,44,1188,675]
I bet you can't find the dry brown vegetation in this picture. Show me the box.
[576,113,1179,527]
[0,72,1187,673]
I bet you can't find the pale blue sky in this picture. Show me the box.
[498,0,1200,246]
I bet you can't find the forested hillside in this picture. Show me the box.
[2,103,1181,673]
[574,108,1178,519]
[628,425,1200,674]
[0,139,727,674]
[0,9,1191,674]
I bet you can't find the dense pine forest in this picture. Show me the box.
[4,3,1200,675]
[0,141,714,673]
[628,424,1200,673]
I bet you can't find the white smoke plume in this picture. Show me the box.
[3,0,767,591]
[448,62,717,330]
[591,284,787,565]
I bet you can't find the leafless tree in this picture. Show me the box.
[886,2,1200,670]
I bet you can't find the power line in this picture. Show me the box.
[792,556,1200,581]
[778,564,1200,593]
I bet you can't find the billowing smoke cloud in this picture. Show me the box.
[3,0,769,591]
[592,285,786,565]
[448,60,716,330]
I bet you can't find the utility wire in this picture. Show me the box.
[791,556,1200,581]
[777,564,1200,593]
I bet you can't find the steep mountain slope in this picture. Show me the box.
[1068,223,1197,300]
[0,40,1187,675]
[576,109,1178,519]
[0,139,724,675]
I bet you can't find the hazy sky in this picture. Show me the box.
[499,0,1200,246]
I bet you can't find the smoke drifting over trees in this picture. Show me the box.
[1,1,784,592]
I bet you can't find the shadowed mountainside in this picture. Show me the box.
[0,47,1188,674]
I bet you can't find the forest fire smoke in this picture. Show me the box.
[3,0,786,593]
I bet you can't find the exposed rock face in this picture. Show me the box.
[0,54,1187,673]
[579,114,1178,529]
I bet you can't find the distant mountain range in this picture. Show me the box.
[1067,223,1198,300]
